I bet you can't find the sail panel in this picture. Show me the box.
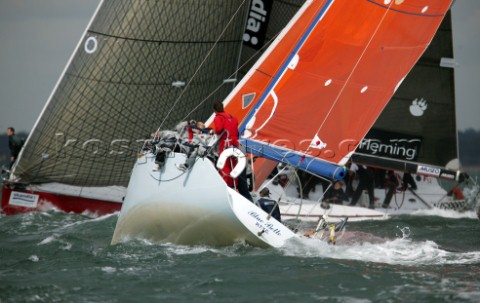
[238,0,305,78]
[355,12,457,170]
[13,0,249,186]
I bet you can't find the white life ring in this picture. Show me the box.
[216,147,246,179]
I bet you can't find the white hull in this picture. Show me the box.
[111,152,297,247]
[264,175,475,223]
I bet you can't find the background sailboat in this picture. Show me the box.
[2,0,251,214]
[242,8,479,221]
[351,10,479,214]
[235,3,470,192]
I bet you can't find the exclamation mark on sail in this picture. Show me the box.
[309,134,327,149]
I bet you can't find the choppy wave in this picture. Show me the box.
[2,210,480,303]
[280,225,480,266]
[405,208,478,219]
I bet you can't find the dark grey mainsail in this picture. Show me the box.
[12,0,249,187]
[351,12,465,181]
[239,0,304,78]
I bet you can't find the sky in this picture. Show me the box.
[0,0,479,134]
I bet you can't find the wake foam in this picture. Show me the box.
[280,228,480,266]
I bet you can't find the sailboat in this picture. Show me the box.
[1,0,252,215]
[111,0,455,247]
[351,9,477,211]
[271,10,479,223]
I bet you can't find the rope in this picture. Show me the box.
[252,153,334,234]
[228,154,237,190]
[393,186,406,209]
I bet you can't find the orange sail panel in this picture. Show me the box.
[219,0,453,173]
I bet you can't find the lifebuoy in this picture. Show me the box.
[216,147,246,178]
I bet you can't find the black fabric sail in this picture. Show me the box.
[12,0,249,187]
[238,0,304,77]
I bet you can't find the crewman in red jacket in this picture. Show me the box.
[213,101,239,187]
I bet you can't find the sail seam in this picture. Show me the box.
[87,30,242,44]
[63,72,225,86]
[255,69,274,78]
[366,0,445,17]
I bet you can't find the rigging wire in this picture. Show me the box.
[179,29,281,124]
[247,141,336,231]
[156,0,248,132]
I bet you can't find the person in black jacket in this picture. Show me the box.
[382,170,399,208]
[325,181,348,204]
[349,163,375,209]
[7,127,24,169]
[257,188,281,222]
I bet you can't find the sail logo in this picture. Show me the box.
[309,134,327,150]
[358,139,419,160]
[9,191,39,208]
[417,165,441,177]
[84,36,98,54]
[248,211,282,236]
[242,93,256,109]
[440,171,456,180]
[410,98,428,117]
[243,0,273,50]
[356,129,422,161]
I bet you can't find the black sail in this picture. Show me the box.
[239,0,304,77]
[13,0,249,186]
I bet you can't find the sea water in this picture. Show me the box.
[1,209,479,302]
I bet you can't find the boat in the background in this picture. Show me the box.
[1,0,251,215]
[1,0,306,216]
[263,11,480,223]
[265,165,479,223]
